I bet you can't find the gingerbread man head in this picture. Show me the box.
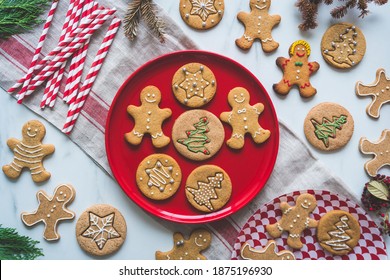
[190,228,212,250]
[289,40,311,59]
[250,0,271,11]
[296,193,317,213]
[21,120,46,145]
[54,184,74,204]
[140,86,162,105]
[227,88,251,107]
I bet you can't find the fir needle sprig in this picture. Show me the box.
[296,0,388,31]
[123,0,165,43]
[0,0,51,39]
[0,225,44,260]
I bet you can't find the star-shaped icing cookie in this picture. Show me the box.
[356,68,390,118]
[179,0,224,30]
[359,129,390,177]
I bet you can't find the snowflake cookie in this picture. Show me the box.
[220,87,270,149]
[317,210,360,256]
[266,193,318,249]
[356,68,390,119]
[136,154,182,200]
[185,165,232,212]
[236,0,281,52]
[321,23,366,69]
[179,0,224,30]
[76,204,127,256]
[156,228,211,260]
[240,240,295,260]
[359,129,390,177]
[2,120,55,183]
[21,184,75,241]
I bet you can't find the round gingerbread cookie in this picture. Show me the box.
[172,63,217,108]
[172,110,224,161]
[304,102,354,151]
[76,204,127,257]
[179,0,224,30]
[317,210,360,256]
[185,165,232,213]
[136,154,182,200]
[321,23,366,69]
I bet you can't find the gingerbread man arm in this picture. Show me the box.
[7,138,20,150]
[127,105,140,116]
[21,191,48,226]
[279,201,290,213]
[220,112,232,124]
[42,144,55,155]
[308,62,320,74]
[237,11,249,24]
[360,138,377,155]
[173,232,185,244]
[160,108,172,119]
[307,218,318,228]
[276,57,289,69]
[270,14,281,25]
[253,103,265,114]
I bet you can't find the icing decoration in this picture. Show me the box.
[145,160,174,192]
[356,68,390,119]
[177,117,211,155]
[81,212,120,250]
[190,0,217,22]
[176,66,212,101]
[186,172,224,211]
[324,215,351,251]
[240,241,295,260]
[311,115,347,148]
[324,26,357,66]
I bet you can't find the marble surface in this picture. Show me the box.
[0,0,389,259]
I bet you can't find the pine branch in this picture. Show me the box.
[123,0,165,42]
[140,0,165,43]
[0,225,44,260]
[0,0,51,39]
[296,0,319,31]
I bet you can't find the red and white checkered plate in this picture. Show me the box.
[231,190,387,260]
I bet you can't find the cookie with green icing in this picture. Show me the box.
[303,102,354,151]
[172,109,224,161]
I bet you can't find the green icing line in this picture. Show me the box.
[177,117,211,155]
[311,115,348,148]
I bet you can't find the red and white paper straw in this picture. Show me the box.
[7,0,59,98]
[62,17,121,134]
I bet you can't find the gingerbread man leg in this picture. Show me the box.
[273,80,291,95]
[2,164,22,179]
[227,130,246,149]
[298,82,317,98]
[251,127,271,144]
[236,34,255,50]
[266,223,283,239]
[150,130,170,148]
[31,167,51,183]
[286,232,303,249]
[125,125,144,145]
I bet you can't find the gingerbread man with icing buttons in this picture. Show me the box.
[266,193,318,249]
[155,228,211,260]
[220,87,271,149]
[2,120,55,183]
[273,40,320,98]
[21,184,76,241]
[236,0,281,52]
[125,86,172,148]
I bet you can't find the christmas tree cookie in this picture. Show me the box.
[236,0,281,52]
[185,165,232,212]
[172,110,224,161]
[321,23,366,69]
[303,102,354,151]
[317,210,360,256]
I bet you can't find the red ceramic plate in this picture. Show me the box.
[105,50,279,223]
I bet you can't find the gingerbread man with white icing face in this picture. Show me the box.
[125,86,172,148]
[220,87,270,149]
[236,0,281,52]
[266,193,318,249]
[2,120,55,183]
[273,40,320,98]
[21,184,75,241]
[155,228,211,260]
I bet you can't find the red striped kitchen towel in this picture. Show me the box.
[0,0,364,259]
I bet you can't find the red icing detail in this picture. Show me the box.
[300,83,311,89]
[308,62,314,73]
[283,79,292,87]
[282,59,290,69]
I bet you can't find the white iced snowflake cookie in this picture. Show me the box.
[179,0,224,30]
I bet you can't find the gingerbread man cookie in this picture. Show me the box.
[240,240,295,260]
[125,86,172,148]
[2,120,55,183]
[359,129,390,177]
[156,228,211,260]
[356,68,390,119]
[266,193,318,249]
[21,184,75,241]
[220,87,271,149]
[273,40,320,98]
[236,0,281,52]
